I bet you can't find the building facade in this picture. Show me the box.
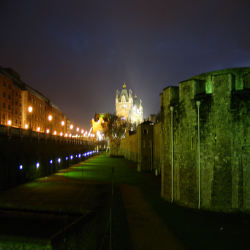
[116,83,143,128]
[0,67,69,135]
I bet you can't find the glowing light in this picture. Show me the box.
[37,127,40,132]
[61,121,65,126]
[70,124,73,129]
[69,134,72,137]
[28,106,33,113]
[46,129,49,133]
[54,131,57,135]
[70,155,73,160]
[36,163,39,168]
[65,133,68,137]
[60,132,63,136]
[19,165,23,170]
[81,129,84,134]
[76,127,79,132]
[7,120,11,126]
[78,154,81,158]
[76,155,78,158]
[50,160,53,164]
[25,124,28,129]
[48,115,52,121]
[58,158,61,163]
[66,157,68,160]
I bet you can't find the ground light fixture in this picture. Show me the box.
[36,163,39,168]
[19,165,23,170]
[84,153,86,157]
[70,155,73,160]
[66,157,68,160]
[58,158,61,163]
[50,160,53,164]
[76,155,78,158]
[78,154,81,158]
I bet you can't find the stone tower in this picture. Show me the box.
[116,83,143,127]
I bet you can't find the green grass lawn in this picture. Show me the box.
[64,155,146,184]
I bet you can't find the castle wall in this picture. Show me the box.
[161,68,250,212]
[153,122,161,173]
[119,132,138,162]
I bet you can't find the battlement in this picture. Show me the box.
[163,67,250,104]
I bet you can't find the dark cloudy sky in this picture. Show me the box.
[1,0,250,130]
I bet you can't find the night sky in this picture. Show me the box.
[1,0,250,130]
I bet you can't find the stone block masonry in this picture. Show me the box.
[160,67,250,213]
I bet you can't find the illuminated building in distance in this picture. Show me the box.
[116,83,143,128]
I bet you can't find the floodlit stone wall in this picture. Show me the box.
[111,122,161,172]
[161,67,250,213]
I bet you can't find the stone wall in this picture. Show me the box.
[0,125,95,191]
[160,67,250,213]
[153,122,161,173]
[110,122,162,173]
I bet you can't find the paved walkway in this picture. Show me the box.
[0,155,249,250]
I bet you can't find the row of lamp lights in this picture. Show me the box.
[18,150,99,170]
[9,106,96,138]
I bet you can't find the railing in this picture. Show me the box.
[0,124,95,145]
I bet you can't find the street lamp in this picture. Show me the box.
[70,124,73,143]
[76,127,79,143]
[28,106,32,130]
[61,121,65,135]
[48,115,52,135]
[7,120,11,136]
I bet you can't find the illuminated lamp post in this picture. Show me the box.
[81,129,84,143]
[7,120,11,136]
[70,124,73,143]
[76,127,79,144]
[28,106,33,130]
[48,115,52,135]
[37,127,40,140]
[61,121,65,135]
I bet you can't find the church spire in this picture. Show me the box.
[123,82,126,88]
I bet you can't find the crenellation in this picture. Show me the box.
[161,67,250,213]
